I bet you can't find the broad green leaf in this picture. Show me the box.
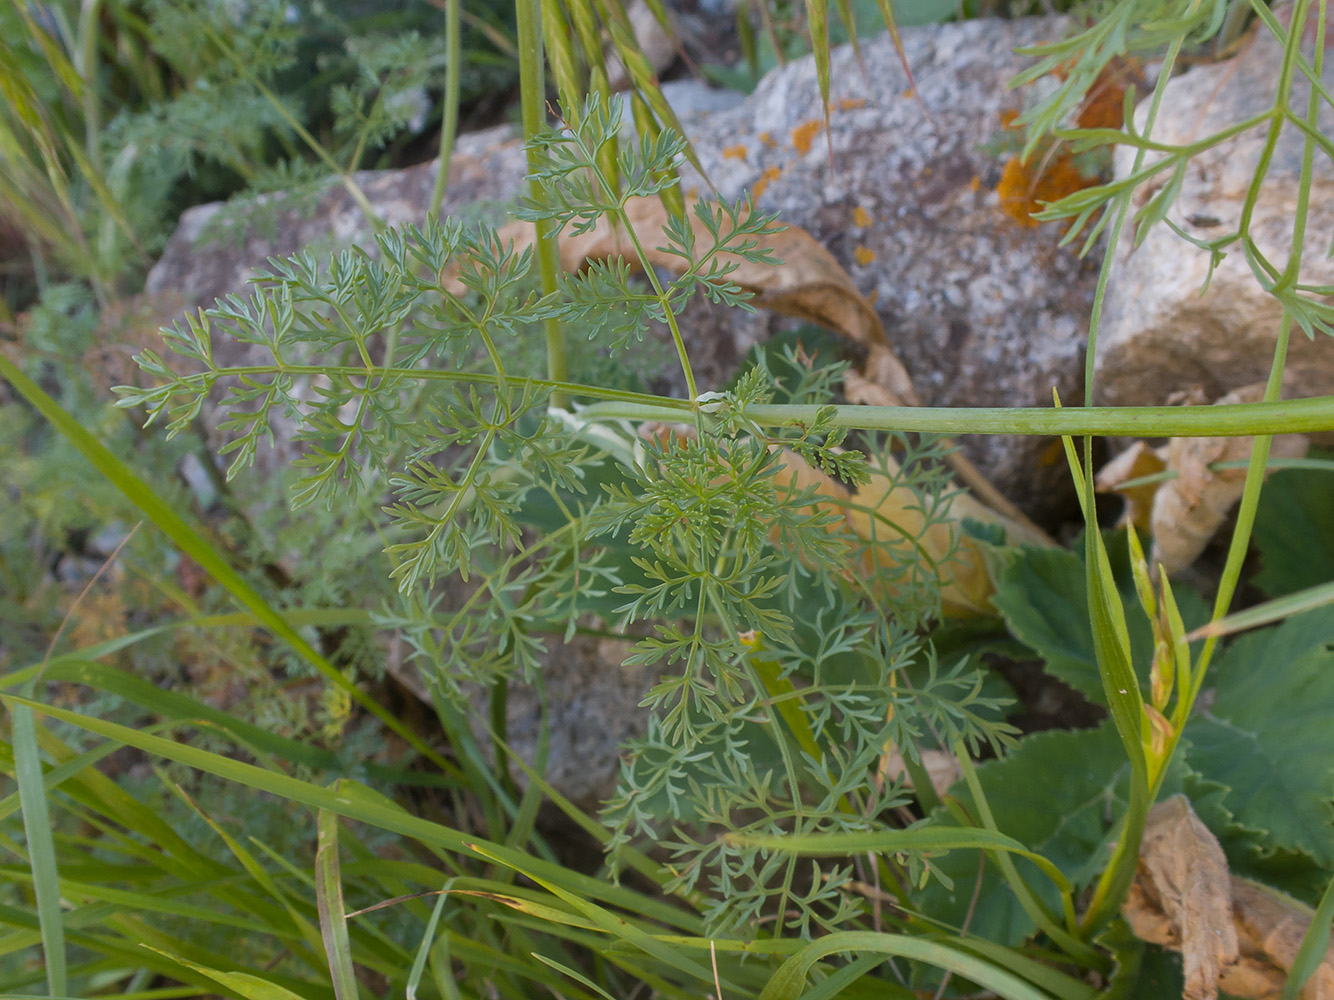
[1252,451,1334,598]
[1182,607,1334,867]
[991,538,1207,706]
[915,724,1132,946]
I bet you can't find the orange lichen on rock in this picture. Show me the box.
[791,119,823,155]
[758,131,778,149]
[852,205,873,228]
[752,165,783,199]
[837,97,866,111]
[722,143,749,161]
[996,150,1090,227]
[1076,57,1141,130]
[853,244,876,266]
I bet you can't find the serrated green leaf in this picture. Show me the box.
[916,724,1131,946]
[991,538,1208,706]
[1182,608,1334,867]
[1252,450,1334,598]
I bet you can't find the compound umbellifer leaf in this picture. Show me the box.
[990,536,1207,706]
[1182,607,1334,869]
[1252,449,1334,599]
[917,723,1131,946]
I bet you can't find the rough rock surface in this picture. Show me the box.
[677,16,1098,520]
[1094,26,1334,408]
[143,15,1097,804]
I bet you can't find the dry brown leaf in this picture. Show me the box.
[1096,440,1167,535]
[1123,795,1240,1000]
[1226,878,1334,1000]
[468,195,892,352]
[464,194,1052,551]
[1151,385,1309,575]
[879,745,962,798]
[771,447,1049,616]
[1125,797,1334,1000]
[845,344,919,408]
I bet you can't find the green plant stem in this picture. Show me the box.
[953,741,1100,967]
[428,0,463,221]
[155,360,1334,433]
[515,0,568,405]
[582,396,1334,436]
[1066,23,1187,937]
[177,1,385,235]
[75,0,103,170]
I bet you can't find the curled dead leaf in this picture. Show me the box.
[1096,440,1167,535]
[1149,384,1309,576]
[461,195,891,352]
[1125,796,1334,1000]
[771,446,1048,617]
[1227,879,1334,1000]
[1124,795,1239,1000]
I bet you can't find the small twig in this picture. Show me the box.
[38,521,142,682]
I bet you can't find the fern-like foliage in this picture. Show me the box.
[119,94,1014,938]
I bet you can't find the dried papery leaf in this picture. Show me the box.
[1123,795,1239,1000]
[1097,440,1168,535]
[1225,879,1334,1000]
[1151,384,1310,576]
[848,347,1053,543]
[771,447,1048,616]
[466,195,894,352]
[845,344,918,408]
[467,195,1055,543]
[879,745,962,798]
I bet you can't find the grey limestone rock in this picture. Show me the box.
[1094,26,1334,409]
[674,16,1098,520]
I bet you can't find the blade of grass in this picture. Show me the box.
[315,811,359,1000]
[0,695,688,920]
[406,881,454,1000]
[140,949,311,1000]
[11,703,67,997]
[1281,869,1334,1000]
[1188,577,1334,640]
[0,352,455,777]
[952,739,1099,966]
[757,930,1055,1000]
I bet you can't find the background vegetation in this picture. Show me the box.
[3,0,1333,998]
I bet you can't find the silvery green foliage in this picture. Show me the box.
[118,94,1015,937]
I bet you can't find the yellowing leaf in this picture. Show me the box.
[771,447,1047,617]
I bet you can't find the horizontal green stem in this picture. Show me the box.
[587,397,1334,437]
[170,366,1334,437]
